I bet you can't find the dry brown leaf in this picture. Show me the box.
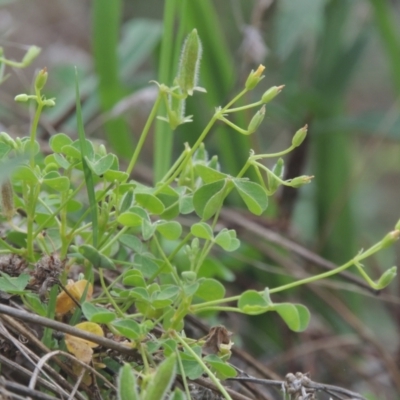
[55,279,93,315]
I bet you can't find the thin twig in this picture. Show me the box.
[0,378,58,400]
[0,304,136,355]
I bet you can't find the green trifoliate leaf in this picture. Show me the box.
[191,222,213,240]
[193,179,227,220]
[79,244,116,270]
[195,278,225,301]
[274,303,310,332]
[233,179,268,215]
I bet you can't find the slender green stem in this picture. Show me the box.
[218,116,248,135]
[29,89,43,168]
[174,333,233,400]
[168,232,192,262]
[0,238,24,255]
[251,145,295,160]
[126,93,162,176]
[224,100,262,113]
[99,226,128,253]
[191,239,390,312]
[98,268,124,317]
[175,349,191,400]
[33,181,86,239]
[149,235,181,283]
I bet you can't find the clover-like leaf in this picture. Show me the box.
[0,273,30,294]
[79,244,116,270]
[112,319,141,340]
[193,179,227,220]
[214,229,240,252]
[191,222,213,240]
[85,154,114,176]
[43,172,70,192]
[123,270,146,288]
[204,354,237,379]
[233,179,268,215]
[136,192,165,215]
[156,221,182,240]
[81,302,116,324]
[238,290,270,315]
[275,303,310,332]
[194,164,228,183]
[49,133,73,153]
[13,165,38,184]
[195,278,225,301]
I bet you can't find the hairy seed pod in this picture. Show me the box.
[1,178,15,220]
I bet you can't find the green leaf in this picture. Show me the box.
[61,144,81,159]
[157,185,180,220]
[85,154,114,176]
[179,347,203,380]
[238,290,270,315]
[119,234,143,253]
[49,133,73,153]
[195,278,225,301]
[0,273,30,294]
[118,206,149,227]
[123,270,146,287]
[144,354,177,400]
[157,285,180,301]
[53,153,71,169]
[168,389,186,400]
[66,198,82,212]
[117,363,139,400]
[13,165,38,184]
[204,354,237,379]
[214,229,240,252]
[275,303,310,332]
[79,244,116,270]
[233,179,268,215]
[24,293,47,317]
[179,194,194,214]
[81,302,116,323]
[135,255,159,277]
[0,142,12,159]
[194,164,228,183]
[156,221,182,240]
[120,190,134,213]
[191,222,213,240]
[142,219,156,241]
[136,192,165,215]
[104,169,129,183]
[193,179,227,220]
[43,175,70,192]
[112,319,141,340]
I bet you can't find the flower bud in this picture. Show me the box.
[375,266,397,290]
[35,67,48,91]
[245,64,265,90]
[43,98,56,107]
[380,230,400,249]
[181,271,197,283]
[268,158,284,194]
[1,179,15,220]
[289,175,314,188]
[21,46,41,67]
[0,131,15,146]
[247,105,266,135]
[177,29,202,96]
[261,85,284,104]
[395,219,400,230]
[292,125,308,148]
[14,94,29,102]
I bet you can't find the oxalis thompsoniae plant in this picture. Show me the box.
[0,29,399,400]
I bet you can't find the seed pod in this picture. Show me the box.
[290,175,313,188]
[261,85,284,104]
[177,29,202,96]
[292,125,308,148]
[35,67,48,91]
[1,179,15,220]
[375,266,397,290]
[21,46,41,67]
[117,363,139,400]
[247,105,266,134]
[144,354,177,400]
[380,230,400,249]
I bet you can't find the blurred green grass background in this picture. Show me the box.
[1,0,400,397]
